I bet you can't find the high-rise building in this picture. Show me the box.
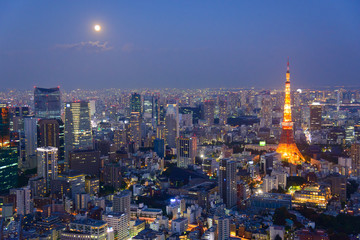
[128,112,141,150]
[0,107,18,192]
[351,142,360,177]
[176,137,197,168]
[204,100,215,126]
[23,116,38,169]
[69,150,101,177]
[165,104,179,148]
[103,163,122,190]
[16,186,32,215]
[310,103,322,131]
[218,159,237,208]
[218,97,228,125]
[113,190,131,224]
[154,138,165,158]
[64,101,93,168]
[37,146,58,193]
[276,60,305,164]
[38,118,64,162]
[217,217,230,240]
[130,93,142,114]
[34,87,61,119]
[260,92,273,128]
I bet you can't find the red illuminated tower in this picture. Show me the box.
[276,59,305,164]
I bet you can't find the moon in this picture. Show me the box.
[94,24,101,32]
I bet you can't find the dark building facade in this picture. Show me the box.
[34,87,61,119]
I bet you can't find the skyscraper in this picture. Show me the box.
[276,60,305,164]
[165,104,179,148]
[37,146,58,193]
[260,92,273,128]
[204,99,215,126]
[310,103,322,131]
[38,118,65,162]
[34,87,61,119]
[218,97,228,125]
[130,93,142,114]
[64,101,93,168]
[128,112,141,150]
[218,159,237,208]
[0,107,18,192]
[176,137,197,168]
[23,116,38,169]
[217,217,230,240]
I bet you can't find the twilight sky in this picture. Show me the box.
[0,1,359,90]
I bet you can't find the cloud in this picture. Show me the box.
[55,41,113,52]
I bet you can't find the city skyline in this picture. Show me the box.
[1,1,359,90]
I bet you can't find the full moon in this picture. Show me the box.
[94,24,101,32]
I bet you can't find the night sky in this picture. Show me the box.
[0,1,359,90]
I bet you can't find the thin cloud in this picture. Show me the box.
[55,41,113,52]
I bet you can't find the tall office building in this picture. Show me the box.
[351,142,360,177]
[204,99,215,126]
[218,98,228,125]
[130,93,142,114]
[37,147,58,193]
[260,92,273,128]
[176,137,197,168]
[165,104,179,148]
[0,107,18,192]
[64,101,93,168]
[34,87,61,119]
[113,190,131,224]
[128,112,141,150]
[154,138,165,158]
[16,186,32,215]
[23,116,38,169]
[69,150,101,177]
[38,118,65,161]
[218,159,237,208]
[310,103,322,131]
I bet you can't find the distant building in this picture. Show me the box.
[250,193,292,211]
[16,186,32,215]
[130,93,142,114]
[34,87,61,119]
[0,107,18,192]
[38,118,64,162]
[128,112,141,150]
[176,137,197,168]
[154,138,165,158]
[64,101,93,168]
[103,212,129,240]
[61,219,108,240]
[171,217,188,234]
[69,149,101,177]
[37,146,58,193]
[216,217,230,240]
[113,190,131,224]
[310,103,322,131]
[218,159,237,208]
[165,104,179,148]
[204,100,215,126]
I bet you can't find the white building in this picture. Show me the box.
[16,186,32,215]
[37,146,58,193]
[171,217,188,234]
[103,212,129,240]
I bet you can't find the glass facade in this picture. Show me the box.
[0,107,18,192]
[34,87,61,119]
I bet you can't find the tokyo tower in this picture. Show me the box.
[276,59,305,164]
